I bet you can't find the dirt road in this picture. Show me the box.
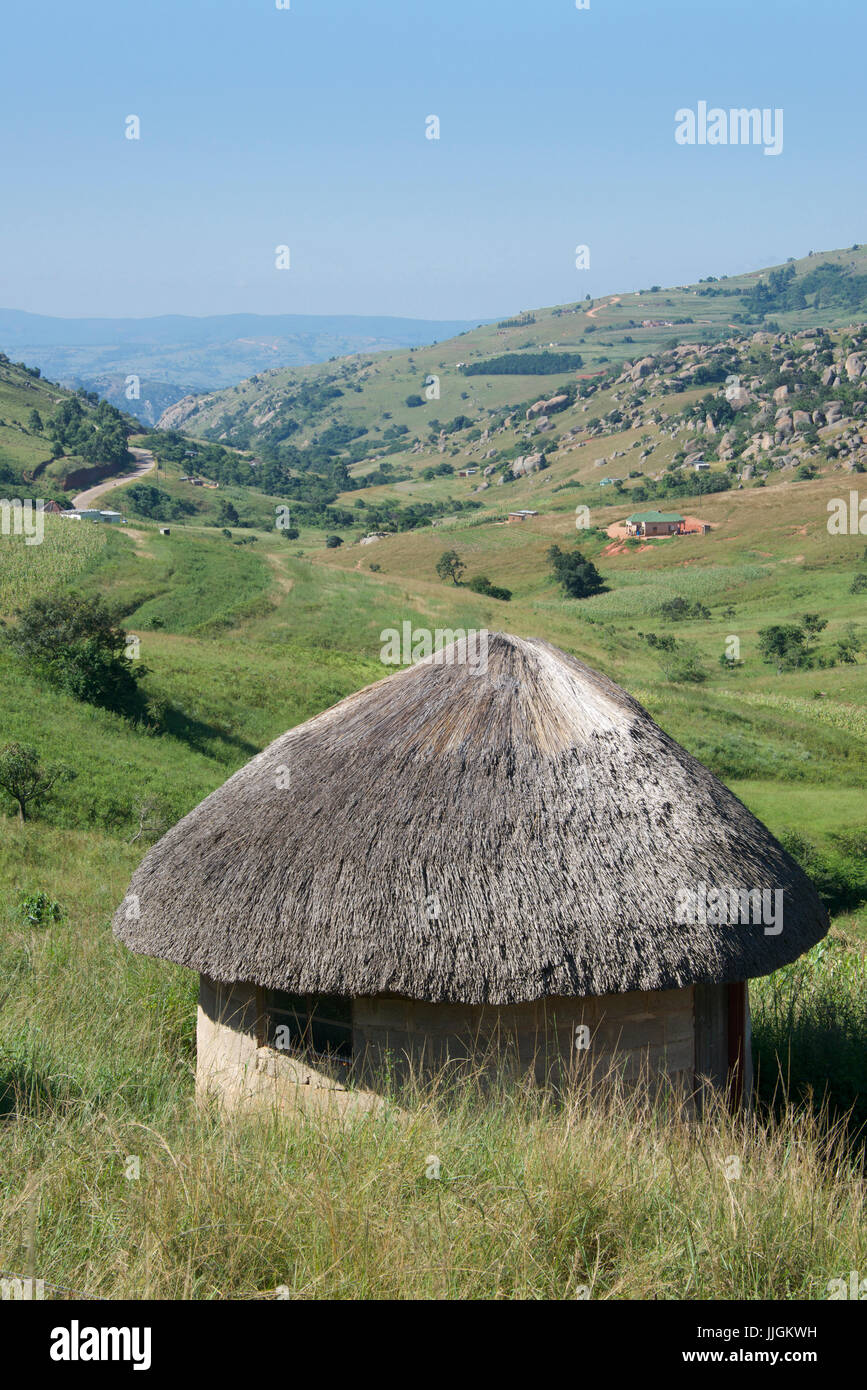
[73,446,156,510]
[586,295,621,320]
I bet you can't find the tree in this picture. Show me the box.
[801,614,828,638]
[757,623,815,672]
[325,534,343,548]
[128,796,169,843]
[405,394,424,408]
[218,499,240,527]
[546,545,606,599]
[0,743,74,822]
[435,550,465,585]
[27,409,43,434]
[5,593,145,714]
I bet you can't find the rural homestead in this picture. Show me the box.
[113,633,828,1117]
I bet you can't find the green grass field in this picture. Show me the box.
[1,251,865,1299]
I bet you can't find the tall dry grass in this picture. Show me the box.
[1,1052,864,1300]
[0,846,863,1301]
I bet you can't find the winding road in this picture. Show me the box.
[72,446,156,510]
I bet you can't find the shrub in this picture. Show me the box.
[19,892,66,927]
[467,575,512,601]
[5,593,145,715]
[659,597,711,622]
[661,650,707,683]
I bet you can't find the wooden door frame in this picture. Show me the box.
[727,981,747,1108]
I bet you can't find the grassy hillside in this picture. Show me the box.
[0,353,139,503]
[162,243,867,451]
[1,249,865,1300]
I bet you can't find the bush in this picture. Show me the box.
[660,650,707,683]
[778,830,867,917]
[325,535,343,549]
[19,892,66,927]
[659,597,711,622]
[4,593,145,715]
[467,575,512,601]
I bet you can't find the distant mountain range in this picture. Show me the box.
[0,310,487,425]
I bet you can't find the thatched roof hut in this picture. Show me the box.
[114,633,828,1113]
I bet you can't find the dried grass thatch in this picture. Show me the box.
[113,633,828,1003]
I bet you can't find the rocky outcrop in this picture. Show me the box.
[511,452,544,478]
[526,394,569,420]
[157,395,205,430]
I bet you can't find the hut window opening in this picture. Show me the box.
[265,990,353,1060]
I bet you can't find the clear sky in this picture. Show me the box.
[1,0,864,321]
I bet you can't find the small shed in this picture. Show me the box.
[113,634,827,1115]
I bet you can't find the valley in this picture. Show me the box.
[1,245,864,1303]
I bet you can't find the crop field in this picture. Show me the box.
[0,515,107,611]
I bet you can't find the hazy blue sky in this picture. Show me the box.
[1,0,864,320]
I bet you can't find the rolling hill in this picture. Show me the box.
[1,245,865,1302]
[160,244,867,450]
[0,354,141,504]
[0,309,488,426]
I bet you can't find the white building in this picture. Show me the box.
[61,508,124,523]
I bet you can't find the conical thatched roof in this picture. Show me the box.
[113,633,828,1004]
